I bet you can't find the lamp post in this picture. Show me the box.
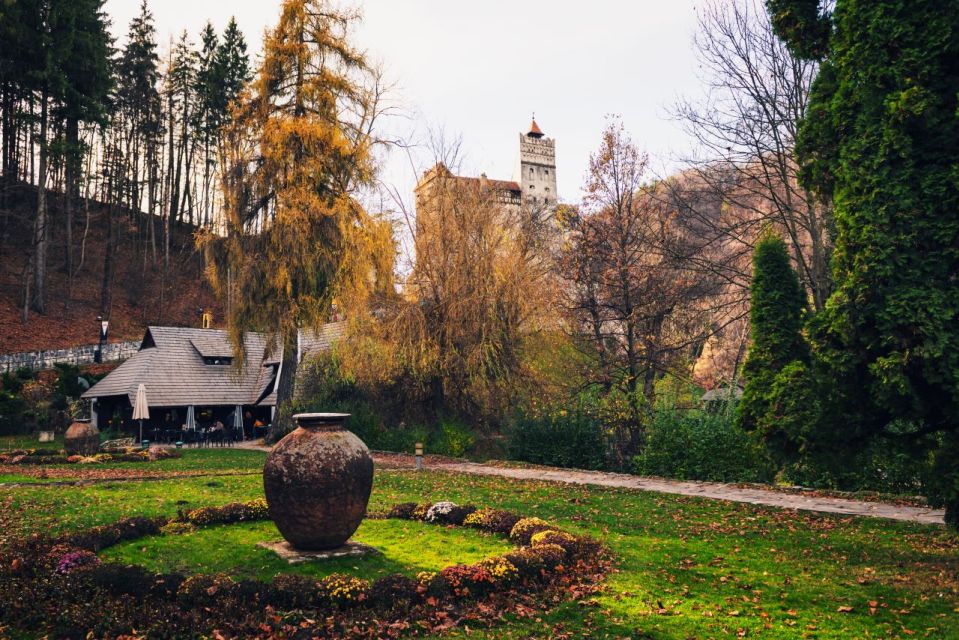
[95,315,109,363]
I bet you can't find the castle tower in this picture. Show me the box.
[515,118,557,208]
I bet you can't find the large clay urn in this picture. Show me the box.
[64,419,99,456]
[263,413,374,551]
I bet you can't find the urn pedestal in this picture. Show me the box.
[64,419,99,456]
[263,413,374,551]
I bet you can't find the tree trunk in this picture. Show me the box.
[165,80,175,269]
[100,145,117,315]
[64,117,79,276]
[100,202,115,315]
[267,335,300,443]
[31,94,49,314]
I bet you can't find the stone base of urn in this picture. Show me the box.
[64,419,100,456]
[263,413,374,551]
[256,540,379,564]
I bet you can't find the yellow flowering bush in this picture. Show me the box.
[160,521,196,536]
[463,509,490,527]
[509,517,553,545]
[462,508,523,534]
[320,574,370,605]
[530,529,578,555]
[529,543,567,570]
[411,503,431,520]
[476,556,519,583]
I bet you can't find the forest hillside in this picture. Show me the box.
[0,181,219,353]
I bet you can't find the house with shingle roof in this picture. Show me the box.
[82,322,345,434]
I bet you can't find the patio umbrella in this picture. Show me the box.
[186,406,196,431]
[132,384,150,444]
[233,405,244,440]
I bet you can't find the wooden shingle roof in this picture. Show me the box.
[83,323,345,407]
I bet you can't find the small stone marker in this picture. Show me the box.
[257,540,379,565]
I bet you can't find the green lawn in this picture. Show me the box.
[102,519,511,582]
[0,433,64,451]
[2,454,956,639]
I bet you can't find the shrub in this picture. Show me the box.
[425,501,477,525]
[87,563,182,600]
[506,410,607,470]
[529,530,578,556]
[182,499,270,526]
[528,543,567,570]
[177,574,236,608]
[475,556,518,585]
[633,411,774,483]
[439,564,495,597]
[503,547,547,580]
[319,574,370,608]
[369,574,419,610]
[509,518,553,545]
[417,570,450,598]
[160,521,196,536]
[387,502,419,520]
[62,516,167,552]
[463,508,522,535]
[54,549,100,575]
[271,574,323,609]
[411,503,431,521]
[431,418,475,458]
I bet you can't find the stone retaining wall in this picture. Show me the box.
[0,340,141,374]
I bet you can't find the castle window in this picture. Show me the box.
[545,169,549,176]
[529,168,534,178]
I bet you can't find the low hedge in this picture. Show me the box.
[0,499,608,638]
[0,448,181,466]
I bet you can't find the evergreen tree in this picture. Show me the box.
[55,0,112,279]
[737,233,811,464]
[216,18,250,111]
[767,0,959,526]
[194,22,218,226]
[115,0,161,215]
[200,0,393,442]
[165,30,197,227]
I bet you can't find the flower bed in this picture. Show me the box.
[0,499,607,638]
[0,447,181,465]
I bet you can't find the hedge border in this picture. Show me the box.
[0,447,182,465]
[1,499,608,638]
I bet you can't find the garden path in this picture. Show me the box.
[427,460,946,526]
[102,442,944,527]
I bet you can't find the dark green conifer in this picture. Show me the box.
[768,0,959,526]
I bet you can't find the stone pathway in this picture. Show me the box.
[185,442,952,526]
[426,461,945,526]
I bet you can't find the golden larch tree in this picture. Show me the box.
[199,0,394,441]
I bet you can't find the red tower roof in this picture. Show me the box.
[527,119,544,138]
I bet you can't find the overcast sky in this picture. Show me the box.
[104,0,705,205]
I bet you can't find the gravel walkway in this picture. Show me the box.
[429,461,945,526]
[235,442,951,526]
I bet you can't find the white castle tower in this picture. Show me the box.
[515,117,557,208]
